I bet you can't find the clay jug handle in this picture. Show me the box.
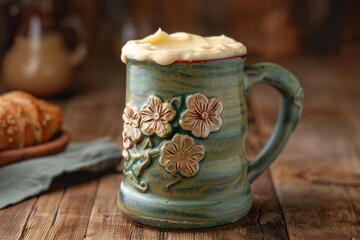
[244,63,304,183]
[62,16,88,67]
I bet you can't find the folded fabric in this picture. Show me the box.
[0,138,122,209]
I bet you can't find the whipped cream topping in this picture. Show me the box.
[121,29,247,65]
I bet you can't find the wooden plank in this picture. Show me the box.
[244,96,288,240]
[16,85,123,239]
[43,173,99,240]
[251,55,360,239]
[0,199,37,240]
[42,86,123,240]
[18,179,66,240]
[62,89,121,141]
[19,175,113,240]
[84,172,124,240]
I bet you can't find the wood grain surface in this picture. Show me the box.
[0,52,359,239]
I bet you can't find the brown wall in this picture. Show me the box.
[0,0,359,58]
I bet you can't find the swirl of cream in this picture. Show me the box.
[121,29,247,65]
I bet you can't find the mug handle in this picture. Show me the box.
[61,16,88,67]
[244,63,304,183]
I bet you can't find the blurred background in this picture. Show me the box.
[0,0,359,97]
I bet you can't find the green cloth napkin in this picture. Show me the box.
[0,138,122,209]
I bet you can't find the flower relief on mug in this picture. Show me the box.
[180,93,223,138]
[159,134,205,190]
[122,104,141,153]
[121,92,224,192]
[140,96,176,138]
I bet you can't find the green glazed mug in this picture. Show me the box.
[118,55,304,230]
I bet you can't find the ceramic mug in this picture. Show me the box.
[118,55,304,230]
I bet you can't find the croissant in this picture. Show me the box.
[0,91,62,151]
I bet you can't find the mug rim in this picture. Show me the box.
[126,55,247,65]
[174,55,246,64]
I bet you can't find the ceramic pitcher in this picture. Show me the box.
[118,55,304,229]
[2,1,87,96]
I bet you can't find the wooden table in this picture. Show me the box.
[0,52,359,239]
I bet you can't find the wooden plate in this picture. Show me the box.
[0,131,70,167]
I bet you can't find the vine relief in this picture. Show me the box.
[122,92,223,192]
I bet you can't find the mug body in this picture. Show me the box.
[118,56,252,229]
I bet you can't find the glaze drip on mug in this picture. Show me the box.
[121,29,247,65]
